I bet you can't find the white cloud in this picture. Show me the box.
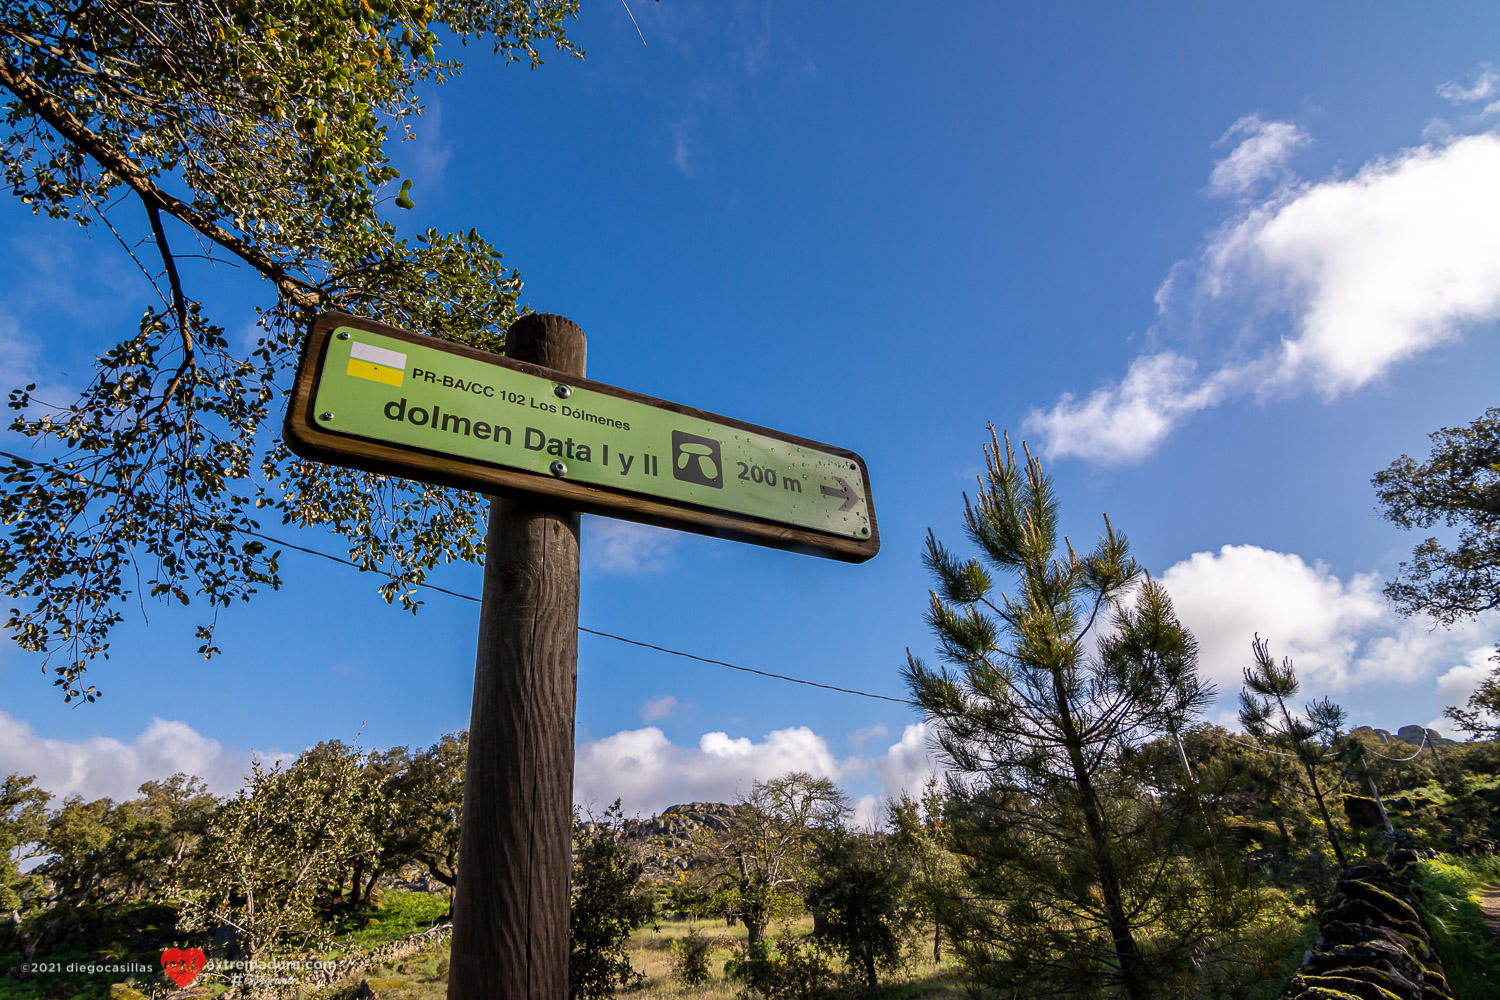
[573,725,849,816]
[409,100,454,195]
[732,0,772,78]
[1209,115,1310,197]
[582,518,678,574]
[871,723,940,802]
[1437,66,1499,105]
[670,122,697,177]
[846,723,888,749]
[1433,645,1500,727]
[1159,544,1500,699]
[0,314,75,417]
[1161,545,1385,692]
[849,794,882,830]
[640,694,680,722]
[1025,352,1231,464]
[1032,123,1500,464]
[1230,133,1500,395]
[0,314,41,386]
[0,710,251,803]
[573,722,943,820]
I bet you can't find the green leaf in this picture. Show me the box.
[394,179,415,210]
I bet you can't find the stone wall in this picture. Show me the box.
[302,921,452,988]
[1277,860,1452,1000]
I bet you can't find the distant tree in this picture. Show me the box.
[1445,665,1500,740]
[904,427,1250,1000]
[1,774,50,921]
[386,731,466,895]
[569,800,654,1000]
[38,795,116,902]
[888,781,960,964]
[693,772,848,948]
[115,774,218,900]
[1238,636,1351,871]
[1374,406,1500,625]
[805,827,913,994]
[1172,725,1304,860]
[24,774,218,909]
[326,744,410,914]
[175,741,376,961]
[1375,408,1500,741]
[0,0,581,703]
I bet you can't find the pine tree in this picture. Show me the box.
[1238,636,1351,871]
[904,427,1253,1000]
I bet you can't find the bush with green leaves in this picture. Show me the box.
[669,926,716,988]
[569,800,655,1000]
[905,427,1258,1000]
[725,933,838,1000]
[1417,854,1500,999]
[805,828,913,993]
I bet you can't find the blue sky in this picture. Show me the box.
[3,2,1500,824]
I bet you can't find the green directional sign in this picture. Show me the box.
[285,313,878,561]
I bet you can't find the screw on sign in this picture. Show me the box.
[283,312,879,998]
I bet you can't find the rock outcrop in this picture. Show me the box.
[1349,725,1459,749]
[629,802,746,880]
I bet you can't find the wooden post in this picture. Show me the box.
[449,314,587,1000]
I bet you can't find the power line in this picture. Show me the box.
[575,627,913,705]
[0,447,914,706]
[1366,740,1427,763]
[0,447,1460,729]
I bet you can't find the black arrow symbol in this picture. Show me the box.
[820,475,859,512]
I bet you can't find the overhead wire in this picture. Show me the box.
[0,446,914,706]
[0,448,1460,729]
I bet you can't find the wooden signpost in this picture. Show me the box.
[284,311,878,999]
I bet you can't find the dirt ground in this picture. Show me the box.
[1478,886,1500,944]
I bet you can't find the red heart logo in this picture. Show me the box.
[161,947,206,988]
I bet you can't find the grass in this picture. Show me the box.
[309,937,451,1000]
[334,890,451,950]
[621,915,968,999]
[0,884,1341,999]
[1416,853,1500,1000]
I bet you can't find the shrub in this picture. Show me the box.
[569,801,655,1000]
[670,926,715,987]
[725,933,838,1000]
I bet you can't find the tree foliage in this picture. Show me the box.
[569,799,654,1000]
[1238,635,1352,872]
[904,427,1254,1000]
[1373,406,1500,626]
[0,0,580,701]
[385,730,465,892]
[174,740,378,961]
[0,773,49,918]
[804,827,913,994]
[693,772,848,948]
[1445,660,1500,740]
[1376,408,1500,741]
[888,780,960,965]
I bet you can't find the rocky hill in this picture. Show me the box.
[624,801,745,882]
[1350,724,1460,748]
